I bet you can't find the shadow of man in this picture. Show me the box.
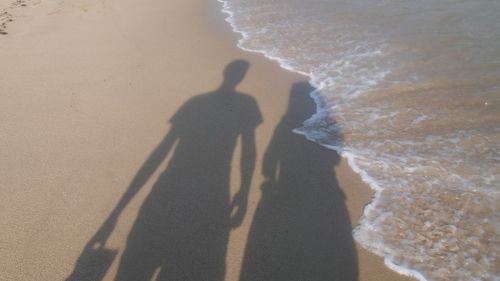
[66,60,262,281]
[239,82,358,281]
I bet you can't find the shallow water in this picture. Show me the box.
[218,0,500,280]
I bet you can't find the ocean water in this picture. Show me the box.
[218,0,500,280]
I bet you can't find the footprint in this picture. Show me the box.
[0,0,30,35]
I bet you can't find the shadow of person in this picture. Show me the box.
[239,82,358,281]
[66,60,262,281]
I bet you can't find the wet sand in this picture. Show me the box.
[0,0,416,280]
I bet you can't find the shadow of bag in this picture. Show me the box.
[65,247,117,281]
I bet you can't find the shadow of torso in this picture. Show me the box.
[118,91,261,281]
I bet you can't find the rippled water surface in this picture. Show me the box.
[219,0,500,280]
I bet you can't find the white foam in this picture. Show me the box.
[384,257,429,281]
[218,0,311,78]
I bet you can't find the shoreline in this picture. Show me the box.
[1,0,416,280]
[212,1,420,279]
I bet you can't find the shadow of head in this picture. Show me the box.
[287,81,317,123]
[220,59,250,91]
[287,81,343,163]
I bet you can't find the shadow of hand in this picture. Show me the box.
[86,214,118,250]
[229,190,248,228]
[65,215,119,281]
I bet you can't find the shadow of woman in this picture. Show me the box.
[66,60,262,281]
[239,82,358,281]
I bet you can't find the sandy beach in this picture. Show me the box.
[0,0,417,280]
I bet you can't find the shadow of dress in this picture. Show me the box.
[239,83,358,281]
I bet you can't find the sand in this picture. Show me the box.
[0,0,416,280]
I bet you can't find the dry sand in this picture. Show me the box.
[0,0,416,280]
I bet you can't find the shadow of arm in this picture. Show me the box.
[230,128,256,228]
[262,126,280,181]
[88,127,179,247]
